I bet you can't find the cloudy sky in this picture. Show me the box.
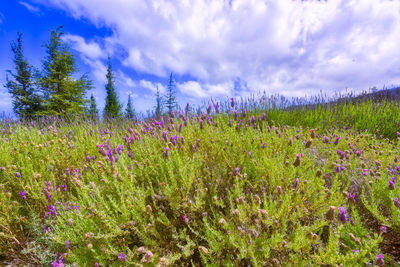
[1,0,400,116]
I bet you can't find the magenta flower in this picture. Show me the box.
[19,191,26,200]
[348,193,356,203]
[182,215,189,224]
[235,167,239,176]
[376,254,384,266]
[262,142,266,148]
[334,136,340,145]
[338,206,347,223]
[15,172,21,178]
[248,151,253,158]
[118,252,126,262]
[65,240,70,249]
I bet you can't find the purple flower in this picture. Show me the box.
[376,254,384,266]
[15,172,21,178]
[65,240,70,249]
[118,252,126,262]
[248,151,253,158]
[389,180,395,190]
[262,142,266,148]
[162,130,168,142]
[338,206,347,224]
[235,167,239,176]
[293,178,299,189]
[182,215,189,224]
[234,110,238,120]
[164,147,170,159]
[394,197,400,208]
[352,248,359,254]
[380,226,387,233]
[348,193,355,203]
[74,203,80,211]
[334,136,340,145]
[230,98,235,107]
[19,191,26,200]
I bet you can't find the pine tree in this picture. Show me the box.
[125,94,135,119]
[155,86,163,118]
[104,56,122,118]
[88,93,98,120]
[5,32,42,119]
[39,26,92,116]
[165,73,178,116]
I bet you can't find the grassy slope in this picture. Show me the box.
[0,107,399,266]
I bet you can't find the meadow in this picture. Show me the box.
[1,93,400,266]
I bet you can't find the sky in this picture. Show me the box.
[1,0,400,117]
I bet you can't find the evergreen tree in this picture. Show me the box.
[155,86,163,118]
[88,93,99,120]
[104,56,122,118]
[125,94,135,119]
[39,26,92,116]
[164,73,178,116]
[5,32,42,118]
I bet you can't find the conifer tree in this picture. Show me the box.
[165,73,178,116]
[5,32,42,118]
[125,94,135,119]
[88,93,98,120]
[104,57,122,118]
[155,86,163,118]
[39,26,92,116]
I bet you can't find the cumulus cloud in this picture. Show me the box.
[62,34,106,60]
[139,80,166,94]
[19,1,40,13]
[34,0,400,97]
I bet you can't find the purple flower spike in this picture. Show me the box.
[389,180,395,190]
[394,198,400,208]
[15,172,21,178]
[248,151,253,158]
[338,206,347,224]
[235,167,239,176]
[118,252,126,262]
[293,178,299,189]
[376,254,384,267]
[380,226,387,233]
[182,215,189,224]
[65,240,70,249]
[164,147,170,159]
[262,142,266,148]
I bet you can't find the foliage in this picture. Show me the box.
[164,73,178,116]
[88,93,99,120]
[5,32,42,118]
[104,57,122,118]
[125,94,135,120]
[38,26,92,117]
[155,86,163,119]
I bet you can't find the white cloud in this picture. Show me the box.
[139,80,166,94]
[178,81,233,98]
[19,1,40,13]
[62,34,105,60]
[35,0,400,97]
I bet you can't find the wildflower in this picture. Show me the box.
[277,186,283,194]
[380,226,387,233]
[141,250,153,263]
[65,240,70,249]
[234,110,238,120]
[118,252,126,262]
[248,151,253,158]
[334,136,340,145]
[162,130,168,142]
[288,137,293,146]
[15,172,21,178]
[219,218,227,225]
[376,254,384,266]
[389,180,395,190]
[262,142,266,148]
[293,154,301,167]
[182,215,189,224]
[234,167,239,176]
[353,248,360,254]
[74,203,80,211]
[325,206,336,221]
[394,198,400,208]
[293,178,299,189]
[230,98,235,107]
[348,193,356,203]
[164,147,170,159]
[137,246,146,254]
[310,129,316,139]
[338,206,347,224]
[395,155,398,163]
[202,212,207,216]
[19,191,26,200]
[0,166,5,171]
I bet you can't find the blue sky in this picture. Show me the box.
[1,0,400,116]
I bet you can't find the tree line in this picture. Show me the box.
[5,26,178,120]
